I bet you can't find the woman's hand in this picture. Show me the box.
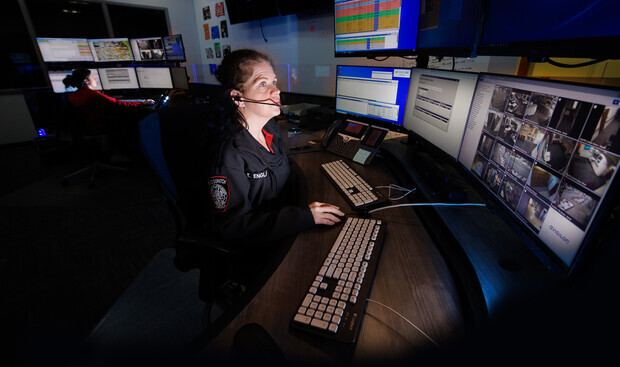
[308,201,345,225]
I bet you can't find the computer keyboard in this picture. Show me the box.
[321,159,389,210]
[290,216,386,343]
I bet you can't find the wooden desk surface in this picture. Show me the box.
[201,150,465,364]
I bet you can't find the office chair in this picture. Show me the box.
[61,102,128,187]
[138,103,264,326]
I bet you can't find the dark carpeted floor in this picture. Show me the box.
[1,141,178,366]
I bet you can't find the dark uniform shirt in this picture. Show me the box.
[205,118,315,247]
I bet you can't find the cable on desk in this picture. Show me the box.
[368,202,486,214]
[366,298,440,348]
[375,184,416,200]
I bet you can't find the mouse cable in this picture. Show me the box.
[375,184,416,200]
[366,298,440,348]
[368,202,486,214]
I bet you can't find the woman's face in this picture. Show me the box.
[85,73,97,88]
[238,60,281,123]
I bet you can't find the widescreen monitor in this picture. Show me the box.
[334,0,420,57]
[97,67,139,90]
[37,38,94,62]
[48,69,101,93]
[335,65,412,130]
[163,34,186,61]
[403,68,479,160]
[130,37,166,61]
[478,0,620,58]
[458,73,620,275]
[88,38,134,62]
[416,0,484,57]
[135,67,173,89]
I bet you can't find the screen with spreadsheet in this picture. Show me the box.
[37,38,94,62]
[335,65,412,129]
[457,73,620,275]
[334,0,420,57]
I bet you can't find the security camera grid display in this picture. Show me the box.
[460,75,620,266]
[130,37,166,61]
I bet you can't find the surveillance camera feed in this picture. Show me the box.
[459,73,620,272]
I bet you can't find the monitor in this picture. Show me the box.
[130,37,166,61]
[36,37,94,62]
[97,67,139,90]
[416,0,484,57]
[170,66,190,90]
[48,69,102,93]
[225,0,280,24]
[135,67,173,89]
[477,0,620,58]
[458,73,620,275]
[334,0,421,57]
[403,68,479,160]
[163,34,186,61]
[335,65,412,130]
[88,38,134,62]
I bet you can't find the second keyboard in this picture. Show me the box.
[321,159,389,210]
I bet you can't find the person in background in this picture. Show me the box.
[63,68,154,161]
[205,49,344,248]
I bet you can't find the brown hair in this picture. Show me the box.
[214,49,273,134]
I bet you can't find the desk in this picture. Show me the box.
[201,149,465,363]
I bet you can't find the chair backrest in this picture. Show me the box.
[138,103,223,233]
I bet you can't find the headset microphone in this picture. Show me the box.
[233,96,281,107]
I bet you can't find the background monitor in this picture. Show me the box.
[37,38,94,62]
[135,67,173,89]
[477,0,620,58]
[457,73,620,275]
[130,37,166,61]
[335,65,412,130]
[97,67,139,90]
[88,38,134,62]
[334,0,421,57]
[416,0,484,57]
[170,66,190,90]
[163,34,186,61]
[48,69,101,93]
[403,68,479,160]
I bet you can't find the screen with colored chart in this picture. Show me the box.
[334,0,420,57]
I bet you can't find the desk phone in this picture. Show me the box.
[322,119,388,165]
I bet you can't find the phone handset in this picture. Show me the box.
[321,119,342,148]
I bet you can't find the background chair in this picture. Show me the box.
[61,101,128,187]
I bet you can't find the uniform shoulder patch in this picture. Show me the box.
[208,176,230,213]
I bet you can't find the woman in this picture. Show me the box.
[206,49,344,247]
[63,68,154,136]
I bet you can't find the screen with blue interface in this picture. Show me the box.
[163,34,186,61]
[335,65,412,128]
[334,0,420,57]
[458,73,620,274]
